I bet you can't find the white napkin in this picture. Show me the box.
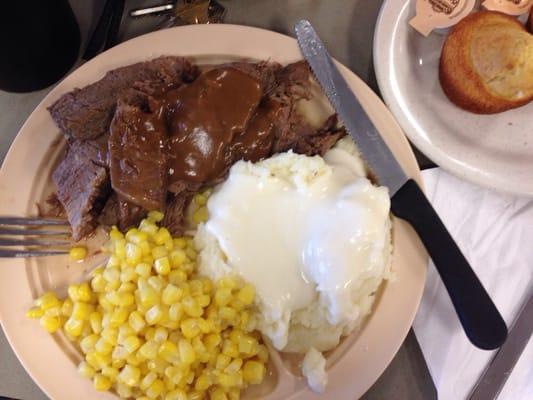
[413,168,533,400]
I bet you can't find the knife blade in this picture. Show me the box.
[295,19,507,350]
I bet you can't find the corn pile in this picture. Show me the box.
[27,210,268,399]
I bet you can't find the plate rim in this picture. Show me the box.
[373,0,533,197]
[0,23,427,400]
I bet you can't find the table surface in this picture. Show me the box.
[0,1,437,399]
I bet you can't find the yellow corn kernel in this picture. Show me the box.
[91,274,106,293]
[138,340,159,360]
[178,339,196,364]
[148,210,164,222]
[238,335,258,356]
[216,354,232,373]
[210,387,228,400]
[126,228,148,244]
[118,364,141,387]
[222,341,239,359]
[180,318,200,339]
[109,307,129,327]
[242,360,265,384]
[116,382,133,398]
[154,227,171,245]
[120,267,137,283]
[64,317,83,336]
[219,307,237,322]
[115,238,126,259]
[218,372,240,388]
[35,292,60,310]
[123,336,141,354]
[59,298,73,317]
[168,303,183,322]
[196,318,210,334]
[189,280,203,296]
[93,373,112,391]
[165,388,187,400]
[39,314,61,333]
[162,284,183,305]
[168,269,187,285]
[139,287,159,308]
[125,242,143,265]
[129,311,146,333]
[257,345,269,363]
[168,249,187,268]
[204,334,222,351]
[192,207,208,224]
[173,238,187,249]
[101,326,118,346]
[226,359,243,375]
[182,297,202,318]
[146,379,165,398]
[155,257,171,275]
[71,302,93,320]
[102,366,119,380]
[93,352,111,369]
[146,305,163,325]
[126,353,143,367]
[80,334,99,354]
[25,306,44,319]
[159,340,179,363]
[147,358,169,375]
[152,245,167,260]
[103,267,120,284]
[214,288,232,307]
[140,371,158,390]
[194,373,211,391]
[185,247,197,261]
[135,262,152,278]
[148,276,165,292]
[217,277,238,290]
[69,246,87,261]
[236,285,255,306]
[109,227,123,240]
[153,326,168,342]
[95,337,113,354]
[118,324,135,342]
[78,361,96,379]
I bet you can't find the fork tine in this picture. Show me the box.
[0,227,71,236]
[0,217,69,226]
[0,238,71,247]
[0,249,68,257]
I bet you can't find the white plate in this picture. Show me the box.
[374,1,533,196]
[0,24,427,399]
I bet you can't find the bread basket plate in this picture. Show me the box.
[0,24,427,399]
[374,0,533,196]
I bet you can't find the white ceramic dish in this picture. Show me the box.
[374,0,533,196]
[0,24,427,399]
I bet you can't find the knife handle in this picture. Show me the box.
[391,179,508,350]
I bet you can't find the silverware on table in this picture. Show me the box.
[0,216,70,257]
[294,20,507,350]
[469,290,533,400]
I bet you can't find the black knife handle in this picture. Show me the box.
[391,179,507,350]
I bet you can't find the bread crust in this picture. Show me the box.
[439,11,532,114]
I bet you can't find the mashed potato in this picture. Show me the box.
[194,137,392,392]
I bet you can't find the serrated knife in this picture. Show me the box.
[294,20,507,350]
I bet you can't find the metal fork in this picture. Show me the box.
[0,217,71,257]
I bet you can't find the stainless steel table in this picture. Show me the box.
[0,1,437,399]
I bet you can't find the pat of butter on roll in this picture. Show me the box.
[195,137,393,392]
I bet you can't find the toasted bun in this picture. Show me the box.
[439,11,533,114]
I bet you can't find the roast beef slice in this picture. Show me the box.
[48,56,199,141]
[52,141,111,240]
[109,99,168,210]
